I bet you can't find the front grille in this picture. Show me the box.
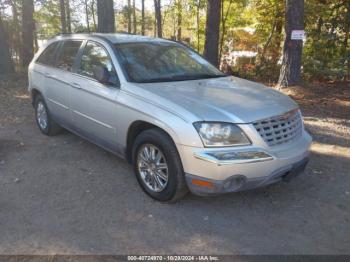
[253,109,303,146]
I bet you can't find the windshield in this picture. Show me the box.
[114,42,226,83]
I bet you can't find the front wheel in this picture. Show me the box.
[132,129,188,202]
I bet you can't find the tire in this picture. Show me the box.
[34,94,62,136]
[132,128,188,202]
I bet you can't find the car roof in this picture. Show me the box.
[52,33,174,45]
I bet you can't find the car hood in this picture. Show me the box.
[133,76,298,123]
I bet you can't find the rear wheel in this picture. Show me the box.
[132,128,188,202]
[34,94,62,136]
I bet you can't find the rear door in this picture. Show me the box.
[31,41,60,102]
[69,40,121,152]
[45,40,83,125]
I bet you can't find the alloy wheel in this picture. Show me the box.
[137,144,169,192]
[36,101,48,130]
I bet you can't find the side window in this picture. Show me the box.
[79,41,117,81]
[36,42,59,65]
[56,40,82,71]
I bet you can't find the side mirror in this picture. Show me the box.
[92,65,120,87]
[92,65,110,84]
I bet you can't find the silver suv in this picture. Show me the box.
[28,33,312,202]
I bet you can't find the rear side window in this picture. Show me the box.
[36,42,59,65]
[56,40,82,71]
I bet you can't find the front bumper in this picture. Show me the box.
[185,156,309,195]
[178,131,312,196]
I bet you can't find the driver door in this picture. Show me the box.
[69,41,121,152]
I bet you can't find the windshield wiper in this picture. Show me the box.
[189,74,228,80]
[137,74,227,83]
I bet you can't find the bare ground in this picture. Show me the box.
[0,78,349,255]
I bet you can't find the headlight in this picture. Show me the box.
[193,122,251,147]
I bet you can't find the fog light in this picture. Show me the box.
[224,175,246,191]
[223,180,232,189]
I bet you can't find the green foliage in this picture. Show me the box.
[35,0,61,38]
[0,0,348,81]
[303,0,349,81]
[116,5,154,35]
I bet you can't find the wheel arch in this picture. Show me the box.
[30,88,42,107]
[125,120,178,164]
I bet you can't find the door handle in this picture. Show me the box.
[71,82,82,89]
[45,72,52,77]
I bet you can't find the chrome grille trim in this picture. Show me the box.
[253,109,303,146]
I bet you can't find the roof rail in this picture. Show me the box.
[114,31,137,35]
[54,32,75,36]
[54,31,92,37]
[53,31,141,37]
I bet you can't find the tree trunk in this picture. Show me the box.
[278,0,304,87]
[133,0,137,34]
[344,1,350,80]
[128,0,131,33]
[258,10,279,67]
[272,15,283,67]
[343,1,350,52]
[91,0,97,30]
[21,0,35,68]
[10,0,21,66]
[154,0,162,38]
[196,1,200,51]
[219,0,233,62]
[172,12,176,39]
[97,0,115,33]
[316,17,323,35]
[66,0,72,33]
[34,23,39,51]
[141,0,145,35]
[85,0,90,32]
[177,0,182,41]
[154,18,156,37]
[0,15,15,75]
[60,0,67,33]
[203,0,221,67]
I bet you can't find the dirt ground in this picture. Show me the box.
[0,78,349,255]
